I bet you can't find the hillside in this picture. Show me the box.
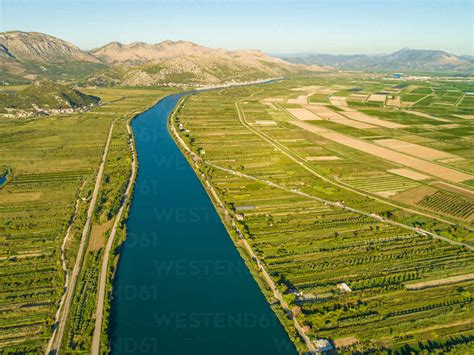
[0,80,100,114]
[89,40,323,86]
[281,48,474,73]
[0,31,324,86]
[0,31,106,83]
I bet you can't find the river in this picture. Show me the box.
[109,93,297,355]
[0,171,8,187]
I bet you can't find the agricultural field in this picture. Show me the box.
[173,74,474,353]
[0,86,174,353]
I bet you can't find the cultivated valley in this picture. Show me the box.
[0,6,473,353]
[171,76,474,352]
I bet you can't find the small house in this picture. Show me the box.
[337,282,352,293]
[315,338,334,352]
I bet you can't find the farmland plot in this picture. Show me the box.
[0,87,172,353]
[175,78,474,353]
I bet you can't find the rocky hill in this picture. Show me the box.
[0,80,100,115]
[89,40,322,86]
[281,48,474,73]
[0,31,324,86]
[0,31,106,83]
[0,31,98,63]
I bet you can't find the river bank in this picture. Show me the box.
[109,91,296,354]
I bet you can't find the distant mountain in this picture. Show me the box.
[89,40,323,86]
[0,31,324,86]
[0,31,106,82]
[0,80,100,113]
[0,31,98,63]
[280,48,474,72]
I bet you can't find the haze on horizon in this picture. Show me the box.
[1,0,473,56]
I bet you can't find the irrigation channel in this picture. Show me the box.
[109,92,297,354]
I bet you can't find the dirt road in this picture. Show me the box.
[169,101,318,353]
[91,120,137,355]
[234,101,473,250]
[46,122,116,354]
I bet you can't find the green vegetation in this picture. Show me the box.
[1,71,472,354]
[0,86,175,353]
[21,61,108,82]
[173,74,474,353]
[0,80,99,113]
[418,191,474,219]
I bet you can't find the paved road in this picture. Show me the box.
[46,122,116,354]
[91,120,137,355]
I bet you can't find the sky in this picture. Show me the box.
[1,0,473,55]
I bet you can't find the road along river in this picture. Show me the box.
[109,92,297,355]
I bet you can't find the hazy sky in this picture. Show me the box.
[1,0,472,55]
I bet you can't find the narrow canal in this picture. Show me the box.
[109,93,297,355]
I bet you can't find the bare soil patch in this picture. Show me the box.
[406,273,474,290]
[287,108,322,121]
[329,96,348,108]
[375,191,398,198]
[392,185,438,204]
[254,120,277,126]
[368,94,386,102]
[290,85,322,91]
[287,92,315,105]
[306,156,341,161]
[388,168,431,181]
[375,139,457,160]
[453,114,474,120]
[386,96,401,107]
[88,220,113,251]
[342,111,406,128]
[292,126,473,182]
[303,104,376,129]
[334,337,359,348]
[263,97,284,103]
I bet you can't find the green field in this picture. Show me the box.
[0,87,175,353]
[172,74,474,353]
[1,72,473,353]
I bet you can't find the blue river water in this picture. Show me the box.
[109,93,297,355]
[0,172,7,186]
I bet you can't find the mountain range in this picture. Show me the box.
[0,31,323,86]
[2,31,471,86]
[279,48,474,73]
